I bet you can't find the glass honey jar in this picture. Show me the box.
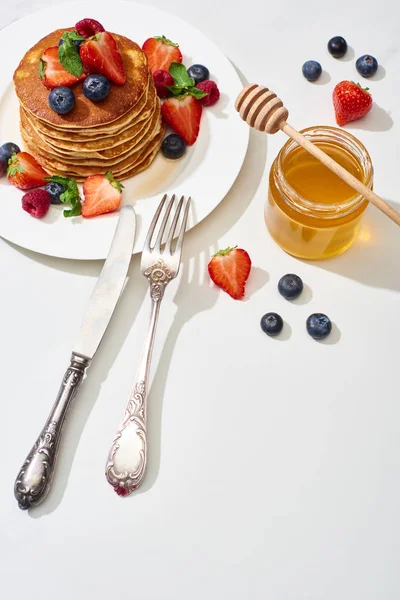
[265,126,373,260]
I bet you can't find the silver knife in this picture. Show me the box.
[14,206,136,510]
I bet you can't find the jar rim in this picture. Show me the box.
[274,126,373,219]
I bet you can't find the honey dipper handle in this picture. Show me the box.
[280,122,400,227]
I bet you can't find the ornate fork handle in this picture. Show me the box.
[105,260,172,496]
[14,352,91,510]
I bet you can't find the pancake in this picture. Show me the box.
[20,98,162,163]
[14,29,149,128]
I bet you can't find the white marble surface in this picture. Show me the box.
[1,1,399,599]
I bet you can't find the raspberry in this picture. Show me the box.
[153,69,174,99]
[196,80,220,107]
[75,18,105,38]
[22,189,51,218]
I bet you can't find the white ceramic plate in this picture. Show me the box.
[0,0,249,260]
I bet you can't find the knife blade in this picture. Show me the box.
[14,206,136,510]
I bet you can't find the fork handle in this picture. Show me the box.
[105,296,161,496]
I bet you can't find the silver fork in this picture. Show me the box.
[105,194,191,497]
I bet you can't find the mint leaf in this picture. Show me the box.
[169,62,193,88]
[105,171,124,193]
[187,86,207,99]
[154,35,179,47]
[58,32,83,77]
[66,30,85,42]
[38,58,46,80]
[166,85,186,96]
[45,175,82,218]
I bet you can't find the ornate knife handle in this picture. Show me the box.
[14,352,91,510]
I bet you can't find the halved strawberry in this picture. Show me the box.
[208,246,252,300]
[82,171,123,218]
[39,47,86,89]
[80,32,126,85]
[142,36,182,73]
[7,152,48,190]
[161,95,202,145]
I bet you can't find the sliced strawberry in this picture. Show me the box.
[80,32,126,85]
[208,246,252,300]
[40,47,86,89]
[7,152,48,190]
[82,171,123,218]
[142,36,182,73]
[161,95,202,145]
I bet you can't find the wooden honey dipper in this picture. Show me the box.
[235,84,400,226]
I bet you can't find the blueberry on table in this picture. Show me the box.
[82,74,110,102]
[306,313,332,340]
[187,64,210,85]
[48,86,75,114]
[0,142,21,163]
[161,134,186,159]
[45,181,65,205]
[278,274,304,300]
[327,36,348,58]
[302,60,322,82]
[356,55,378,78]
[260,312,284,337]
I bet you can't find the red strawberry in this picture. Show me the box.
[7,152,48,190]
[80,32,126,85]
[332,81,373,126]
[40,47,86,89]
[82,171,123,218]
[142,36,182,73]
[208,246,252,300]
[161,95,202,145]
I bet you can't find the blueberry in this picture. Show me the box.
[0,142,21,163]
[327,36,348,58]
[278,274,304,300]
[306,313,332,340]
[161,134,186,159]
[48,86,75,114]
[82,74,110,102]
[187,64,210,85]
[356,54,378,78]
[0,159,6,177]
[302,60,322,82]
[260,312,284,337]
[58,38,82,49]
[45,181,65,205]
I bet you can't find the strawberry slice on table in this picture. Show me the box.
[80,32,126,85]
[332,81,373,126]
[142,36,182,73]
[82,171,123,218]
[208,246,252,300]
[161,95,202,145]
[7,152,48,190]
[39,47,86,89]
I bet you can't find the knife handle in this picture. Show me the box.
[14,352,91,510]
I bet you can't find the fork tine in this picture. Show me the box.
[153,194,176,251]
[143,194,168,251]
[165,195,184,253]
[174,197,191,256]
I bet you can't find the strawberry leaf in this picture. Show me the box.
[105,170,124,193]
[38,58,46,80]
[213,246,238,257]
[7,153,24,176]
[45,175,82,217]
[58,32,84,77]
[154,35,179,47]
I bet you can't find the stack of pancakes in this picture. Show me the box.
[13,29,164,181]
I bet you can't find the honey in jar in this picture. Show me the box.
[266,126,373,260]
